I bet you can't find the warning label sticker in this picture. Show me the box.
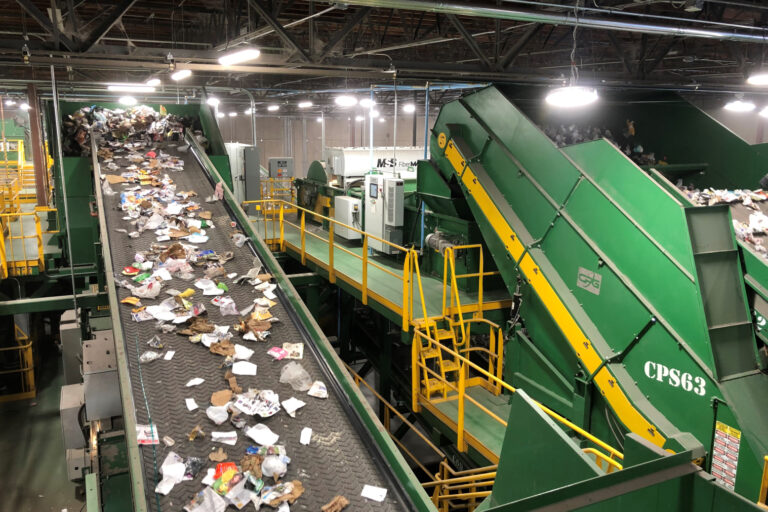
[711,421,741,491]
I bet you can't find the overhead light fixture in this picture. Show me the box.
[378,117,385,123]
[545,86,599,108]
[218,47,261,66]
[360,98,376,108]
[107,83,155,93]
[145,78,161,87]
[244,108,253,115]
[355,115,364,121]
[724,99,756,112]
[747,71,768,86]
[228,112,237,117]
[683,0,704,12]
[402,103,416,113]
[119,96,137,106]
[171,69,192,81]
[216,112,225,118]
[267,105,280,112]
[370,110,380,118]
[206,96,220,107]
[4,99,16,106]
[759,107,768,118]
[335,95,357,107]
[298,101,313,108]
[316,117,323,123]
[19,103,30,111]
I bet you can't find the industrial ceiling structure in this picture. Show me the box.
[2,0,768,112]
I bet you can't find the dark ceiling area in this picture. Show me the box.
[2,0,768,110]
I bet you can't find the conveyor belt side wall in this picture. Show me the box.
[428,86,767,500]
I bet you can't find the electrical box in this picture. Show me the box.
[60,309,81,385]
[60,383,86,450]
[334,196,362,241]
[364,174,404,254]
[83,330,121,421]
[268,157,294,179]
[244,146,262,202]
[66,448,88,481]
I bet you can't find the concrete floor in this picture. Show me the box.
[0,345,84,512]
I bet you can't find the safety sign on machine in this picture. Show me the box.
[711,421,741,491]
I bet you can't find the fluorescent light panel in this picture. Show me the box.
[171,69,192,81]
[218,48,261,66]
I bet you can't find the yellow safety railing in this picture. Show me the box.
[423,461,497,512]
[0,139,36,204]
[259,178,297,218]
[0,175,20,216]
[441,245,500,345]
[243,199,431,330]
[758,455,768,509]
[0,324,36,402]
[0,208,57,277]
[411,326,624,470]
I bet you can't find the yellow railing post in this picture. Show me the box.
[362,235,368,305]
[402,251,410,330]
[441,247,449,317]
[34,215,43,270]
[0,231,6,279]
[328,221,335,284]
[300,210,306,265]
[279,203,285,251]
[412,335,421,412]
[496,327,504,394]
[478,248,484,316]
[759,455,768,508]
[457,359,467,452]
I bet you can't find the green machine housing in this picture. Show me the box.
[418,85,768,502]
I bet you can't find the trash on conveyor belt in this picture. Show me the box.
[677,182,768,259]
[63,104,197,157]
[98,134,384,511]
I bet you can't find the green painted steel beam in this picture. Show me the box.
[287,272,324,287]
[0,291,107,314]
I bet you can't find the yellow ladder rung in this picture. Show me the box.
[421,348,441,359]
[435,328,455,340]
[441,360,460,373]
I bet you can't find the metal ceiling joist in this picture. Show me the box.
[330,0,768,44]
[16,0,77,51]
[317,7,372,62]
[80,0,139,52]
[498,23,539,71]
[447,14,493,70]
[246,0,312,62]
[607,32,635,76]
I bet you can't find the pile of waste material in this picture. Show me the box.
[541,119,663,166]
[97,134,382,511]
[676,183,768,258]
[62,104,197,157]
[677,186,768,208]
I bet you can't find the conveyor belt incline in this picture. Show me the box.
[97,142,411,511]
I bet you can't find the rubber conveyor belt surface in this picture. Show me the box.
[99,143,407,511]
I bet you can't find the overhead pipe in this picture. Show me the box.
[332,0,768,44]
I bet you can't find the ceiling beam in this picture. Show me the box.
[16,0,77,51]
[80,0,139,52]
[447,14,493,70]
[246,0,311,62]
[607,32,635,76]
[498,23,539,71]
[317,7,371,62]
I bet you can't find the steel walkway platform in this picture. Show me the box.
[251,216,512,323]
[95,142,423,511]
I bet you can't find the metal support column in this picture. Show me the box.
[27,84,48,205]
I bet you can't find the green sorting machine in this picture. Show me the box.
[421,86,768,506]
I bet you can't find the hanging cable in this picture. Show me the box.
[50,64,79,331]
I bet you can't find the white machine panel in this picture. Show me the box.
[326,147,423,180]
[364,174,404,254]
[334,196,362,241]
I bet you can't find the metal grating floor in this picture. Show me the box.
[99,143,409,511]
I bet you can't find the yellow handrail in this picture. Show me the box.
[413,327,624,463]
[244,198,429,331]
[0,209,58,275]
[758,455,768,509]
